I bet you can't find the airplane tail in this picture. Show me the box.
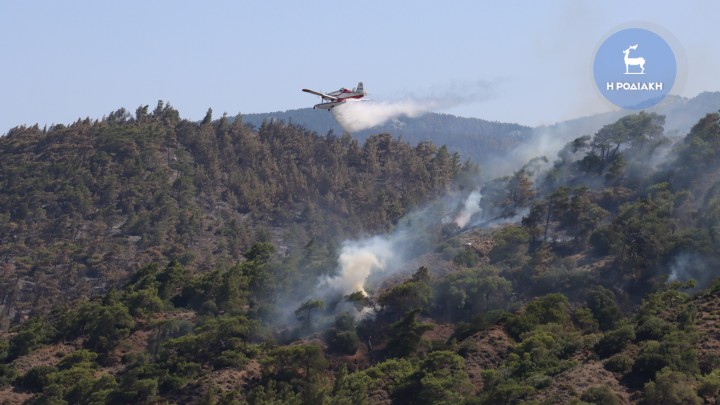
[356,82,364,94]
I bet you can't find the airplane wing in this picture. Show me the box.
[302,88,339,101]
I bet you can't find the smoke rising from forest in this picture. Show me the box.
[316,121,572,302]
[323,236,396,296]
[317,188,488,299]
[316,189,533,304]
[313,102,720,320]
[318,223,429,298]
[484,124,576,178]
[668,252,720,288]
[451,191,483,228]
[312,127,550,301]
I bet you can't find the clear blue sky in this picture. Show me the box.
[1,1,719,133]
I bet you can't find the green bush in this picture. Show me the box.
[698,369,720,400]
[631,332,699,382]
[215,350,248,369]
[505,294,570,338]
[481,381,535,404]
[525,373,553,389]
[589,227,611,255]
[635,316,672,341]
[57,349,97,370]
[325,329,360,355]
[604,353,634,374]
[453,248,478,267]
[643,367,701,405]
[700,352,720,374]
[580,385,621,405]
[6,318,51,360]
[0,364,17,388]
[587,287,622,331]
[15,365,57,392]
[594,325,635,358]
[488,226,530,265]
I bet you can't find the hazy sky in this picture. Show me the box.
[1,1,719,133]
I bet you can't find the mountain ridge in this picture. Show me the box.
[239,109,533,165]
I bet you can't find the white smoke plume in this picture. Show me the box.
[481,125,572,179]
[332,80,497,133]
[319,227,414,297]
[668,252,720,289]
[453,191,483,228]
[324,236,395,296]
[319,189,489,298]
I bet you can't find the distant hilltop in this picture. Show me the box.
[538,92,720,141]
[239,109,533,166]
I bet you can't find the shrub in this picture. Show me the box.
[643,367,701,405]
[604,353,634,374]
[587,287,622,331]
[698,369,720,400]
[16,365,57,392]
[635,316,672,341]
[594,325,635,358]
[525,373,553,389]
[0,364,17,388]
[325,329,360,355]
[580,385,621,405]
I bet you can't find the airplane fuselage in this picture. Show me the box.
[327,88,365,100]
[303,82,366,110]
[314,89,364,109]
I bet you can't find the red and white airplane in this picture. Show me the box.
[302,82,366,110]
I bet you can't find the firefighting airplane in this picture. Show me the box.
[302,82,366,110]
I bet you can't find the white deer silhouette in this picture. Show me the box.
[623,44,645,74]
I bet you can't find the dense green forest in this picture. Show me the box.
[0,102,462,324]
[3,104,720,404]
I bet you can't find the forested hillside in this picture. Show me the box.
[0,102,463,325]
[3,105,720,404]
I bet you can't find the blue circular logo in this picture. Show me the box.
[594,28,676,109]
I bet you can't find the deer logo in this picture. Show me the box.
[623,44,645,74]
